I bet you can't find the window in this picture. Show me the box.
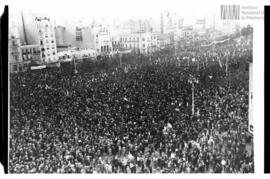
[76,27,83,41]
[13,65,18,72]
[23,64,28,69]
[40,40,43,45]
[143,44,145,47]
[142,38,145,41]
[51,40,54,43]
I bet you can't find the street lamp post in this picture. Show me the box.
[73,55,78,74]
[191,82,195,115]
[226,51,229,76]
[188,75,198,116]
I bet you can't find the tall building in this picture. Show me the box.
[20,11,58,63]
[34,16,57,62]
[161,13,164,34]
[9,27,23,73]
[161,11,182,34]
[55,23,95,51]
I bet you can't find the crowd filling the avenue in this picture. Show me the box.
[9,34,254,173]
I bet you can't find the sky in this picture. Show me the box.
[3,0,220,20]
[1,0,267,28]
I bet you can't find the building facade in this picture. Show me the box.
[111,33,160,54]
[35,16,58,63]
[9,28,24,73]
[93,26,112,55]
[21,44,41,65]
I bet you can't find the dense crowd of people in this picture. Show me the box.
[9,34,253,173]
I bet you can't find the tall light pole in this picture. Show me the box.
[226,51,229,76]
[73,55,78,74]
[191,82,195,115]
[188,75,198,116]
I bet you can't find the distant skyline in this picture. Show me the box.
[5,0,219,22]
[2,0,260,32]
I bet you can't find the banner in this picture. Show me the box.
[30,65,46,70]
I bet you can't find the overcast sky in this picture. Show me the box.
[3,0,220,20]
[1,0,266,27]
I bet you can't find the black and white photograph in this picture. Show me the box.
[1,0,265,174]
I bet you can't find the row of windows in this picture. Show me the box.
[59,55,71,60]
[119,36,157,42]
[45,57,57,62]
[11,63,29,73]
[12,41,19,47]
[42,51,56,57]
[22,48,40,54]
[22,54,40,61]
